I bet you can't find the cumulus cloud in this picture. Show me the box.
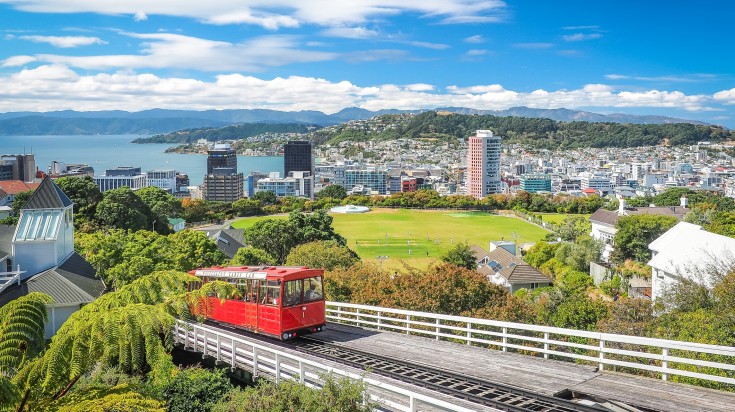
[133,11,147,21]
[0,65,722,114]
[513,42,554,49]
[1,0,508,29]
[465,49,487,56]
[464,34,485,43]
[18,35,107,48]
[406,41,449,50]
[321,26,379,39]
[2,55,37,67]
[562,32,602,42]
[8,32,337,71]
[605,73,715,83]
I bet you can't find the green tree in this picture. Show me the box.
[440,242,476,270]
[10,190,34,217]
[95,187,152,231]
[549,216,590,242]
[285,240,359,270]
[612,215,678,263]
[317,185,348,200]
[162,368,232,412]
[134,186,183,233]
[253,190,277,205]
[523,241,560,268]
[244,219,299,264]
[230,246,274,266]
[232,198,264,217]
[553,236,601,272]
[54,176,103,224]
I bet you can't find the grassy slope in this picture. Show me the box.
[232,209,550,269]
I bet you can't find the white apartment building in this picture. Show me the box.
[146,169,177,193]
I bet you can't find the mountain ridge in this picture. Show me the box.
[0,106,711,136]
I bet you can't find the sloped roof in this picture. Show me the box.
[647,222,735,285]
[22,176,73,210]
[0,252,104,307]
[486,247,552,285]
[589,206,690,227]
[469,244,489,262]
[0,180,39,196]
[211,228,246,258]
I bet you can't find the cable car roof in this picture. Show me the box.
[190,265,322,280]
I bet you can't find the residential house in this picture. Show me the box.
[647,222,735,301]
[0,177,105,337]
[207,227,246,259]
[471,245,552,293]
[0,180,40,208]
[589,197,689,261]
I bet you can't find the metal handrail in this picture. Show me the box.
[174,320,478,412]
[326,301,735,385]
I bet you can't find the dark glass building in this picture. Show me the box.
[284,141,312,176]
[207,144,237,174]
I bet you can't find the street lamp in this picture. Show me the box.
[377,255,389,271]
[152,220,157,232]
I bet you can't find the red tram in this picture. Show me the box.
[189,266,326,340]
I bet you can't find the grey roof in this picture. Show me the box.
[22,176,73,210]
[589,206,690,228]
[485,247,552,285]
[0,224,14,258]
[469,245,489,262]
[0,252,104,307]
[212,228,246,258]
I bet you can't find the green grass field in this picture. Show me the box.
[536,213,591,225]
[232,209,550,269]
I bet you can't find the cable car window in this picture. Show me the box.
[303,276,323,302]
[262,280,281,305]
[283,280,303,307]
[238,279,253,302]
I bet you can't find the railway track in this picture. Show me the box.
[288,337,611,412]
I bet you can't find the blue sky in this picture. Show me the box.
[1,0,734,126]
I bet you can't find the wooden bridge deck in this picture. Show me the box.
[315,323,735,412]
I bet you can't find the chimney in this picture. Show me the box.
[681,196,688,208]
[618,196,627,215]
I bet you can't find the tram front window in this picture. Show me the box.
[283,280,303,307]
[262,280,281,305]
[303,277,323,302]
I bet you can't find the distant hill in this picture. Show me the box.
[132,123,320,144]
[0,106,713,136]
[308,111,733,149]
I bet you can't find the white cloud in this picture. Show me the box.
[11,32,337,71]
[0,66,721,114]
[2,55,37,67]
[406,41,449,50]
[465,49,487,56]
[18,35,107,48]
[605,73,714,83]
[713,88,735,104]
[321,26,379,39]
[134,11,147,21]
[464,34,484,43]
[561,25,599,30]
[562,32,602,42]
[513,42,554,49]
[1,0,508,29]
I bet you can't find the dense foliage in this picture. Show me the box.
[133,123,319,144]
[310,111,733,149]
[285,240,359,270]
[611,215,679,263]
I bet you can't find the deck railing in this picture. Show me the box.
[326,301,735,386]
[174,321,478,412]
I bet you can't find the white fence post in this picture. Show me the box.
[544,332,549,359]
[435,318,440,340]
[502,327,507,352]
[275,353,281,384]
[377,311,382,331]
[466,322,472,345]
[662,347,668,381]
[406,315,411,335]
[253,347,259,377]
[202,330,207,358]
[356,308,361,327]
[598,339,605,371]
[231,339,236,368]
[299,361,305,384]
[216,334,221,362]
[409,395,418,412]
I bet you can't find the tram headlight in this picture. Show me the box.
[282,333,289,340]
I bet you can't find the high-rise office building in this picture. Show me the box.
[466,130,502,199]
[284,141,312,176]
[0,154,36,182]
[203,144,243,202]
[93,166,146,192]
[207,144,237,174]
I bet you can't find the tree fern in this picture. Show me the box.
[0,292,52,372]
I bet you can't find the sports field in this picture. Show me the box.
[536,213,591,225]
[232,208,550,269]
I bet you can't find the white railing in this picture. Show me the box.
[326,301,735,386]
[174,321,478,412]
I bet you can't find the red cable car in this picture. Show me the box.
[189,266,327,340]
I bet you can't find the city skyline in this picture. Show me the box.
[1,1,734,126]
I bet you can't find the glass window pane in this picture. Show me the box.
[283,280,303,307]
[303,276,323,302]
[266,280,281,305]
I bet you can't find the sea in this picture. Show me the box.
[0,135,283,186]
